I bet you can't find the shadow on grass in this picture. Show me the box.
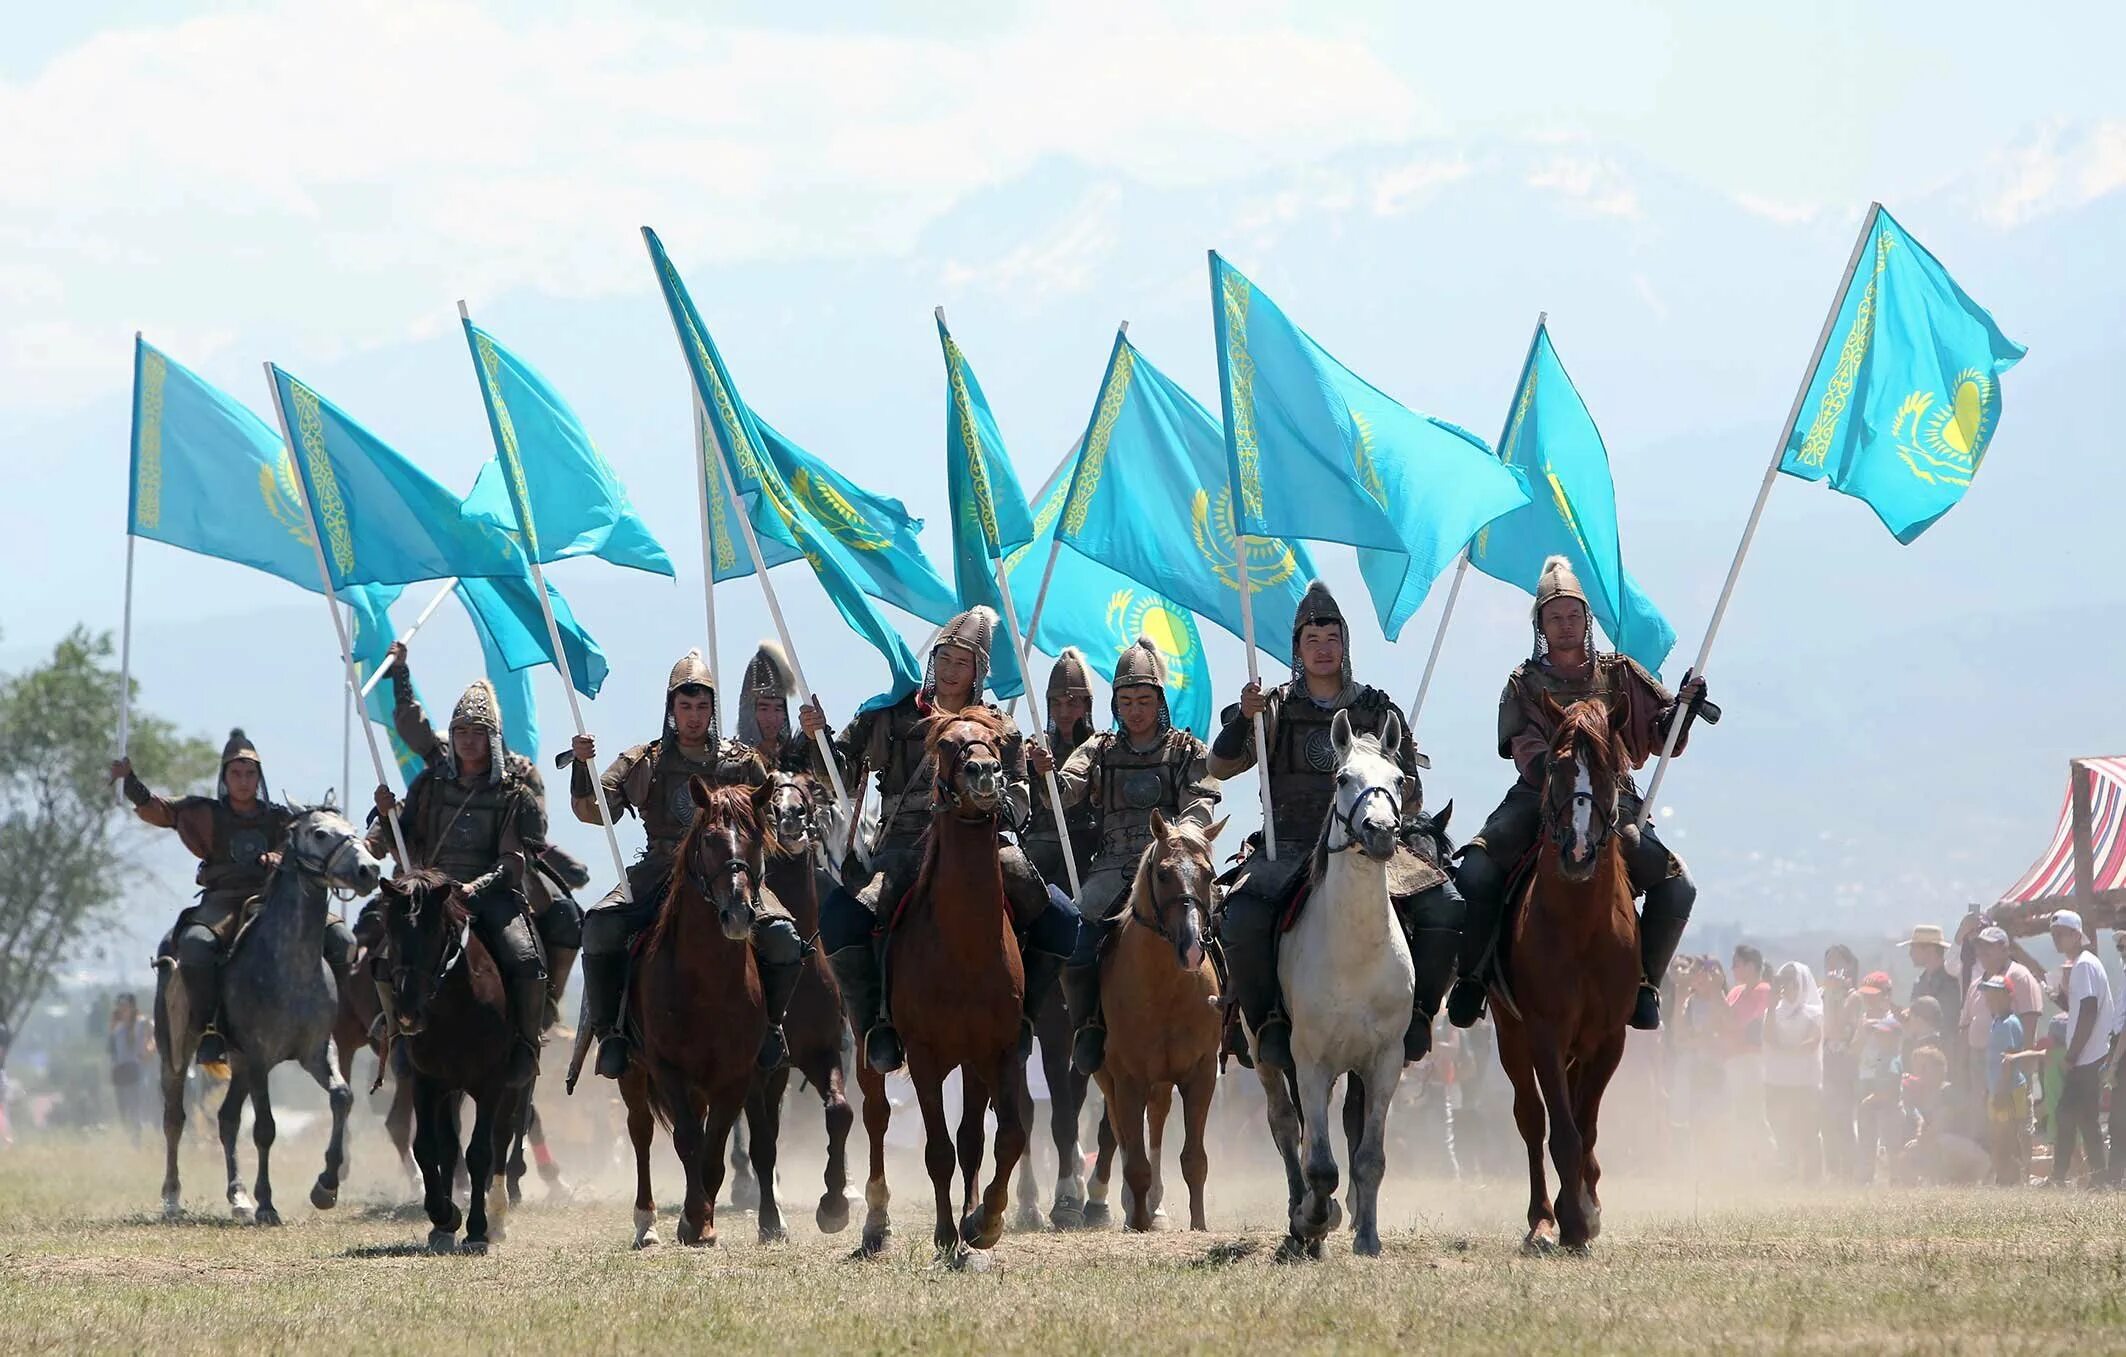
[106,1212,248,1231]
[340,1242,436,1259]
[1191,1238,1261,1268]
[353,1202,429,1223]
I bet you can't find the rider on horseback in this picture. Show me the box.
[364,680,551,1084]
[1444,555,1709,1033]
[1208,581,1462,1070]
[1021,649,1099,896]
[799,607,1078,1075]
[112,730,351,1066]
[734,640,811,774]
[1036,638,1221,1075]
[572,649,808,1077]
[365,640,591,1033]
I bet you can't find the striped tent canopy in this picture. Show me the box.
[1998,757,2126,905]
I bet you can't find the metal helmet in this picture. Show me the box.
[735,640,796,746]
[1531,555,1594,661]
[1290,579,1352,686]
[664,648,719,746]
[1109,637,1171,736]
[446,680,509,783]
[216,728,268,801]
[926,607,995,700]
[1045,647,1095,746]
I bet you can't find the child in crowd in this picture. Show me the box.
[1980,975,2031,1186]
[1854,974,1903,1184]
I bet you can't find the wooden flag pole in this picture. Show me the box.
[356,578,458,699]
[1007,435,1091,720]
[1634,204,1881,831]
[260,363,409,866]
[690,393,722,696]
[994,559,1081,900]
[1232,532,1277,860]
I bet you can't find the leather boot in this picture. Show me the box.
[542,946,578,1034]
[1060,958,1105,1075]
[755,950,804,1070]
[1408,928,1460,1062]
[180,956,227,1065]
[1631,879,1694,1031]
[827,943,902,1074]
[1018,944,1067,1062]
[507,974,546,1085]
[1217,896,1290,1072]
[1447,852,1506,1029]
[581,951,632,1080]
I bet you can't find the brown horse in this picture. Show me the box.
[864,707,1030,1260]
[1090,812,1227,1231]
[1490,696,1641,1253]
[619,778,777,1249]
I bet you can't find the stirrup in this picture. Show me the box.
[195,1027,228,1067]
[1253,1014,1292,1072]
[756,1024,789,1071]
[1628,982,1662,1032]
[1071,1022,1106,1076]
[595,1033,631,1079]
[507,1039,541,1084]
[1403,1015,1433,1062]
[863,1023,904,1075]
[1446,977,1487,1029]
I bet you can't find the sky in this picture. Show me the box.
[4,0,2123,965]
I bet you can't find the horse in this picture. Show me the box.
[758,769,856,1234]
[619,778,778,1250]
[1489,696,1640,1253]
[1012,986,1092,1231]
[859,707,1031,1261]
[1257,709,1415,1260]
[375,865,532,1254]
[156,802,383,1224]
[1088,811,1227,1232]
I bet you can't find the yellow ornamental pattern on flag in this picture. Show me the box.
[1219,271,1263,522]
[1062,343,1134,537]
[1795,230,1895,471]
[134,348,167,530]
[942,336,1002,550]
[1189,486,1299,593]
[473,334,539,559]
[1893,368,1999,487]
[287,381,356,578]
[695,405,739,574]
[791,466,888,551]
[259,454,317,548]
[1546,469,1592,559]
[1103,590,1194,700]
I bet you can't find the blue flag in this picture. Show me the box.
[459,321,673,576]
[1470,321,1676,672]
[1006,450,1214,738]
[1209,253,1529,638]
[344,584,426,785]
[1056,331,1317,664]
[643,227,924,708]
[937,315,1038,700]
[265,363,523,589]
[1777,207,2026,544]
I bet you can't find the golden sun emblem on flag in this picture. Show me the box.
[1103,590,1193,696]
[790,466,889,551]
[1892,367,1999,487]
[260,454,317,548]
[1190,487,1298,592]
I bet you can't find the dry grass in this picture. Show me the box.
[2,1104,2121,1355]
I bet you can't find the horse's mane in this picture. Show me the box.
[921,703,1011,757]
[1552,699,1626,783]
[1125,820,1216,925]
[643,783,768,956]
[1307,729,1397,892]
[383,868,468,931]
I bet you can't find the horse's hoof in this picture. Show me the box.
[438,1202,463,1234]
[1012,1201,1045,1234]
[1081,1201,1111,1229]
[855,1225,890,1259]
[1307,1238,1324,1261]
[1049,1198,1085,1231]
[310,1180,339,1212]
[428,1229,456,1254]
[1273,1234,1311,1264]
[634,1231,662,1251]
[1522,1233,1557,1257]
[461,1238,489,1256]
[161,1199,183,1222]
[1324,1199,1343,1232]
[815,1194,850,1235]
[1354,1232,1383,1258]
[960,1209,1004,1252]
[758,1220,789,1245]
[254,1206,282,1228]
[545,1177,576,1204]
[231,1205,254,1226]
[676,1219,713,1248]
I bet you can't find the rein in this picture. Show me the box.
[682,824,759,911]
[1328,783,1399,854]
[931,735,1005,825]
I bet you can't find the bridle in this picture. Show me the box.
[388,881,468,1009]
[1328,780,1400,855]
[931,729,1005,824]
[1131,848,1212,947]
[683,821,759,914]
[1544,734,1618,855]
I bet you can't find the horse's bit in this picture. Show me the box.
[1329,782,1399,853]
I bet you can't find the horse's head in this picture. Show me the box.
[1323,708,1403,864]
[1539,695,1627,883]
[281,804,385,897]
[375,868,480,1037]
[1406,798,1455,872]
[673,777,769,942]
[761,770,823,853]
[927,707,1010,821]
[1132,812,1228,972]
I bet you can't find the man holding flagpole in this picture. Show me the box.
[800,608,1078,1075]
[1208,581,1461,1070]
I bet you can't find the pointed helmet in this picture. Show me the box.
[925,606,996,700]
[1289,578,1352,686]
[216,727,268,801]
[735,640,797,746]
[1531,555,1594,660]
[664,648,719,745]
[1109,636,1171,735]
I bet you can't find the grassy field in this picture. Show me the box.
[3,1102,2123,1356]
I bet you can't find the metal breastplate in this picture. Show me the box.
[645,743,722,852]
[199,801,281,892]
[1268,697,1344,846]
[1029,734,1097,843]
[1095,735,1183,865]
[422,776,510,881]
[875,710,935,849]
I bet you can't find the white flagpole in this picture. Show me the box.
[340,601,353,805]
[1007,436,1090,719]
[1634,203,1882,831]
[356,578,457,699]
[117,534,136,755]
[690,393,722,696]
[995,560,1081,899]
[260,363,408,865]
[1232,533,1277,860]
[460,301,632,901]
[1408,310,1547,730]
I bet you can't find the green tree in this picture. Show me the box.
[0,627,216,1035]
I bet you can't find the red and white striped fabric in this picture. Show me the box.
[1998,757,2126,905]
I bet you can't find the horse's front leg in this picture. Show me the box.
[813,1057,854,1234]
[1294,1063,1340,1247]
[908,1056,959,1257]
[1049,1038,1090,1230]
[1012,1072,1044,1232]
[247,1075,282,1227]
[855,1062,893,1257]
[461,1090,501,1253]
[387,1072,419,1200]
[748,1071,789,1244]
[1528,1034,1587,1251]
[1255,1064,1305,1236]
[965,1047,1027,1251]
[1084,1077,1117,1228]
[955,1068,988,1224]
[1494,1015,1555,1248]
[1569,1034,1626,1244]
[304,1041,353,1212]
[727,1114,758,1211]
[1106,1074,1153,1232]
[217,1069,252,1223]
[1351,1050,1404,1257]
[1178,1061,1215,1231]
[658,1075,711,1246]
[1145,1082,1172,1223]
[155,978,190,1219]
[621,1069,661,1249]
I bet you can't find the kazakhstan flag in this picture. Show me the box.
[1209,253,1529,638]
[344,584,426,785]
[937,314,1038,701]
[1006,449,1214,739]
[1470,321,1676,672]
[459,320,674,577]
[455,570,608,762]
[643,227,924,707]
[1056,330,1317,664]
[1778,206,2025,544]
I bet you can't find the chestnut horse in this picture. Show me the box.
[1490,696,1641,1253]
[862,707,1030,1261]
[1089,812,1227,1231]
[619,778,778,1249]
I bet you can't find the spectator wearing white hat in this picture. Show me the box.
[2046,910,2113,1187]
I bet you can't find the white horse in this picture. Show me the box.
[1258,709,1415,1259]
